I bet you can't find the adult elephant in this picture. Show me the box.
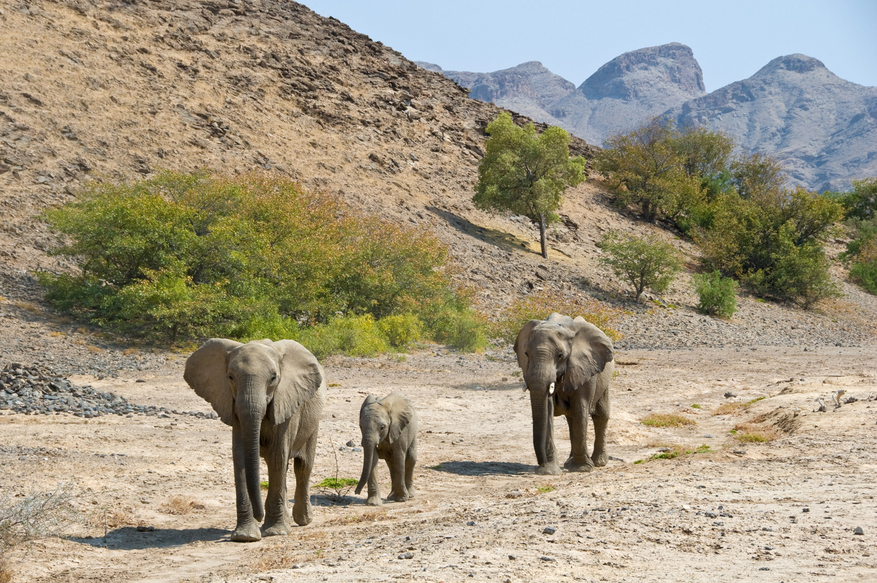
[184,338,326,542]
[513,313,614,475]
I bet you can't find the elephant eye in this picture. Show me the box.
[228,374,234,381]
[270,373,277,383]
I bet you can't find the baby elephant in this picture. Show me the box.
[355,392,417,505]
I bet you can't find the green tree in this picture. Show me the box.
[692,270,738,318]
[830,177,877,221]
[597,117,706,231]
[598,231,683,302]
[473,112,586,259]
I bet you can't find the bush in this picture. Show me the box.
[692,271,738,318]
[39,172,486,352]
[598,231,683,301]
[295,315,390,359]
[841,219,877,294]
[376,314,423,349]
[697,187,844,308]
[491,288,622,345]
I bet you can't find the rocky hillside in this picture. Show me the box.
[670,54,877,192]
[0,0,874,353]
[0,0,597,311]
[433,45,877,192]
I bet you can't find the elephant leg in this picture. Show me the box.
[591,389,610,467]
[262,430,292,537]
[231,425,261,542]
[291,431,317,526]
[404,442,417,498]
[564,395,594,472]
[366,452,383,506]
[387,445,409,501]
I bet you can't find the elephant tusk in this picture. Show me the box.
[548,382,555,395]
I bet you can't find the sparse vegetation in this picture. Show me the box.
[536,485,556,493]
[473,112,586,259]
[39,172,486,352]
[0,485,78,550]
[712,396,767,416]
[640,413,696,428]
[598,232,683,302]
[491,288,622,344]
[316,477,359,501]
[645,444,712,462]
[733,424,780,443]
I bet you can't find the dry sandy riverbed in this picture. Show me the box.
[2,345,876,582]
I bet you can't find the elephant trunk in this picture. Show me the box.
[238,391,266,522]
[356,443,378,495]
[530,391,555,466]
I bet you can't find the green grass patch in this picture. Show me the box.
[536,485,555,494]
[690,404,701,409]
[645,444,712,462]
[315,478,359,489]
[640,413,696,428]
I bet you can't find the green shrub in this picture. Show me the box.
[295,315,389,359]
[39,172,486,351]
[491,288,622,345]
[692,270,738,318]
[598,231,683,302]
[841,219,877,294]
[697,187,844,308]
[377,314,423,349]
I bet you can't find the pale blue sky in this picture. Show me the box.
[302,0,877,92]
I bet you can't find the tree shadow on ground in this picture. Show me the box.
[431,460,532,476]
[427,206,539,256]
[73,527,228,550]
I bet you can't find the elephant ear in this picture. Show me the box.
[387,395,414,444]
[184,338,242,426]
[267,340,325,425]
[563,319,615,394]
[513,319,543,376]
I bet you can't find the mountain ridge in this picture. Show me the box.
[431,45,877,191]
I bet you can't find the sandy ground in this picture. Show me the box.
[1,344,875,582]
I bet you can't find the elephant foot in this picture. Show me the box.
[535,463,562,476]
[592,451,608,467]
[564,457,595,472]
[387,491,410,502]
[366,496,383,506]
[292,500,312,527]
[231,520,262,542]
[262,518,291,537]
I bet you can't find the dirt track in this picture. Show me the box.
[2,344,875,582]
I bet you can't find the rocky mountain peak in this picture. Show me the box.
[752,53,829,78]
[578,42,705,101]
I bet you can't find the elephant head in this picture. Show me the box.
[355,393,412,496]
[513,313,614,473]
[184,339,324,522]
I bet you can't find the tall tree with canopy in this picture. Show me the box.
[473,113,586,258]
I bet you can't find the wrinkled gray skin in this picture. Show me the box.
[184,339,326,542]
[355,392,417,506]
[514,313,614,475]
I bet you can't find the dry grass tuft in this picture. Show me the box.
[0,485,78,549]
[159,497,205,515]
[641,413,696,427]
[86,506,135,529]
[732,423,781,443]
[0,552,13,583]
[712,396,767,416]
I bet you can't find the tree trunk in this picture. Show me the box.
[539,213,548,259]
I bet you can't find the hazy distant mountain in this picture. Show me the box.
[426,45,877,191]
[549,43,706,145]
[415,61,573,126]
[669,54,877,192]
